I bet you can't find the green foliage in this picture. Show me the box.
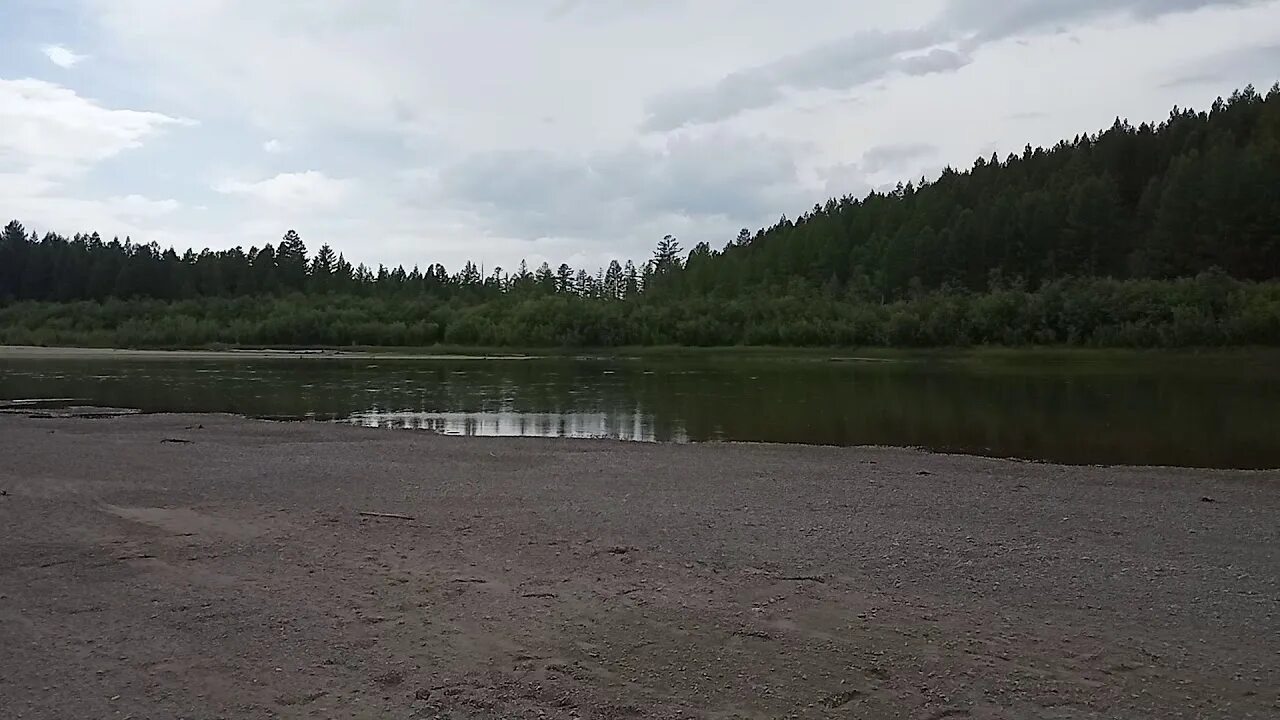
[1,274,1276,349]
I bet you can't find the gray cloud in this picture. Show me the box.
[643,29,942,131]
[816,143,944,199]
[897,48,971,76]
[644,0,1269,131]
[1160,42,1280,88]
[546,0,681,23]
[439,134,809,241]
[860,143,939,174]
[944,0,1268,44]
[818,162,873,200]
[546,0,580,19]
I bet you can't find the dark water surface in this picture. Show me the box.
[1,351,1277,468]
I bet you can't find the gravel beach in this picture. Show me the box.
[1,413,1276,719]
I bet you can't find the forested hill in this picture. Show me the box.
[690,83,1280,298]
[1,84,1279,349]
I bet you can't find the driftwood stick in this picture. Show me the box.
[358,511,416,521]
[777,574,827,584]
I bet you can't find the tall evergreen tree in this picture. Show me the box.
[603,261,623,300]
[556,264,575,294]
[0,220,29,299]
[309,244,337,292]
[623,261,640,298]
[652,235,683,274]
[276,230,308,291]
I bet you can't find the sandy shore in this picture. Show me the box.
[1,414,1276,719]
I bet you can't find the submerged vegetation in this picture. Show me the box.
[2,84,1278,349]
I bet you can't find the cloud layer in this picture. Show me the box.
[0,0,1276,270]
[645,0,1274,132]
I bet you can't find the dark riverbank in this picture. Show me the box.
[1,414,1277,718]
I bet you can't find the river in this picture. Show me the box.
[1,349,1277,469]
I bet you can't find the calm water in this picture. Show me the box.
[1,352,1278,469]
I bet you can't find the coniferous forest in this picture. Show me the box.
[2,84,1279,349]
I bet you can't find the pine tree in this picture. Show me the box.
[276,230,308,291]
[310,244,337,292]
[556,264,575,294]
[623,261,639,299]
[334,253,354,290]
[0,220,29,298]
[311,244,337,276]
[535,262,556,294]
[653,235,683,274]
[458,261,481,287]
[603,260,623,300]
[252,244,278,294]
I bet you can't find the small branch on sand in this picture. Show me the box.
[358,511,416,521]
[777,574,827,584]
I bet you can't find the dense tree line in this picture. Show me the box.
[2,273,1275,348]
[0,222,658,304]
[1,84,1278,348]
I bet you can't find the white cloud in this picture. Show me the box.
[108,194,181,218]
[3,191,194,247]
[215,171,352,209]
[41,44,88,69]
[262,138,284,153]
[0,77,192,178]
[0,74,198,253]
[0,79,188,245]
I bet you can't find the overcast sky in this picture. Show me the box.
[2,0,1278,272]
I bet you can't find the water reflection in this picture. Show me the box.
[1,352,1277,468]
[347,410,685,442]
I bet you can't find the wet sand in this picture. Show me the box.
[1,414,1276,719]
